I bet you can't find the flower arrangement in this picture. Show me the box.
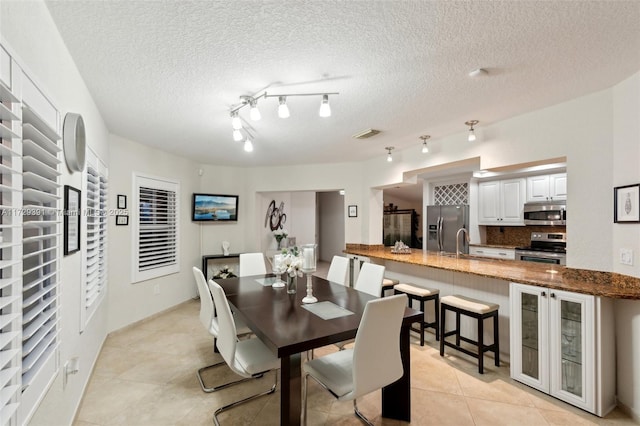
[212,265,237,279]
[279,246,303,277]
[273,229,288,248]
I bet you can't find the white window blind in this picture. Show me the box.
[132,174,179,283]
[81,149,108,330]
[0,64,23,426]
[20,73,61,423]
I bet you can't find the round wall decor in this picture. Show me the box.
[63,112,86,172]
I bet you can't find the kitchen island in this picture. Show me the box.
[344,245,640,299]
[344,244,621,416]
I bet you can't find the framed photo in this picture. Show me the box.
[64,185,81,255]
[614,184,640,223]
[117,194,127,209]
[348,205,358,218]
[116,215,129,226]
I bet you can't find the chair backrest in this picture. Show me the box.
[208,280,243,375]
[354,263,385,297]
[326,255,349,286]
[352,294,407,398]
[192,267,214,332]
[239,252,267,277]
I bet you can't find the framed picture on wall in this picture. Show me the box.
[348,205,358,218]
[117,194,127,209]
[64,185,81,255]
[614,183,640,223]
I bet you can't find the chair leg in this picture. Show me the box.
[302,373,309,426]
[353,399,375,426]
[434,296,440,341]
[197,361,262,393]
[493,311,500,367]
[455,311,461,346]
[419,299,425,346]
[213,370,278,426]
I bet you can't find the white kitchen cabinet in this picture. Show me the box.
[510,283,615,416]
[526,173,567,202]
[478,178,525,225]
[469,246,515,260]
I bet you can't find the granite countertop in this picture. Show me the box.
[344,246,640,299]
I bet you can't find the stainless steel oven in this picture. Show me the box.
[515,232,566,265]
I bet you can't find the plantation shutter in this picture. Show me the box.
[20,72,61,422]
[0,49,23,426]
[81,149,108,330]
[132,174,179,283]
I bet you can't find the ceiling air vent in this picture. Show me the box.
[352,128,381,139]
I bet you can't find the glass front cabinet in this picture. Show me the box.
[510,282,616,416]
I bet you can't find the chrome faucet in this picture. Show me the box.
[456,227,470,258]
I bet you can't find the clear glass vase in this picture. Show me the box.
[286,274,297,294]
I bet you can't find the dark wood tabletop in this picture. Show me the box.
[215,274,422,425]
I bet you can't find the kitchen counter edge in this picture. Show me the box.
[343,246,640,300]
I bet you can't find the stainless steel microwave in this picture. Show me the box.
[523,201,566,225]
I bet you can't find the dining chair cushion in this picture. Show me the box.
[326,255,350,286]
[303,349,354,398]
[235,338,281,375]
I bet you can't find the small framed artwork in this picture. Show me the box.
[117,194,127,209]
[348,205,358,218]
[116,215,129,226]
[64,185,81,255]
[614,184,640,223]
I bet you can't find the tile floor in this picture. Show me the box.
[74,267,636,425]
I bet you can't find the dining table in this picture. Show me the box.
[215,274,422,426]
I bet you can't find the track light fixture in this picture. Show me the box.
[244,138,254,152]
[386,146,394,162]
[420,135,430,153]
[228,90,339,151]
[465,120,479,142]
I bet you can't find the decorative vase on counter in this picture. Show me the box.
[286,274,297,294]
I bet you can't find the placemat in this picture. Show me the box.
[301,301,354,320]
[255,277,280,286]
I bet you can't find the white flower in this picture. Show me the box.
[282,253,303,277]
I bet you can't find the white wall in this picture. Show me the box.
[611,73,640,420]
[1,1,110,425]
[106,134,201,332]
[318,191,345,261]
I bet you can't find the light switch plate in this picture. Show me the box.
[620,248,633,266]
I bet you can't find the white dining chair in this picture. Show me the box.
[334,262,386,351]
[238,252,267,277]
[192,267,253,393]
[326,255,349,286]
[354,262,386,296]
[208,280,281,426]
[302,294,407,425]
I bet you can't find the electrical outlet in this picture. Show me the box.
[620,248,633,266]
[153,284,160,295]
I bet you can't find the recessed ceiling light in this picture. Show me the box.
[468,68,488,77]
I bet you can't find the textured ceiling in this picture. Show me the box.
[45,1,640,167]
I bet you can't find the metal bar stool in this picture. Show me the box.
[393,283,440,346]
[439,294,499,374]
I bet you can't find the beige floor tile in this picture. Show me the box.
[466,397,550,426]
[75,299,636,426]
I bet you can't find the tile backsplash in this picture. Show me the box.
[485,226,566,247]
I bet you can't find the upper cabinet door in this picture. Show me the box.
[478,178,525,225]
[526,173,567,202]
[501,178,526,224]
[478,181,501,224]
[549,174,567,200]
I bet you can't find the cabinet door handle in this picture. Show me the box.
[550,293,556,298]
[541,291,546,297]
[499,252,507,256]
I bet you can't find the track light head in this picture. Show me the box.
[244,138,254,152]
[249,98,261,121]
[231,111,242,130]
[278,96,290,118]
[232,129,243,142]
[319,94,331,117]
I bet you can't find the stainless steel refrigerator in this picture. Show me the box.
[426,205,469,253]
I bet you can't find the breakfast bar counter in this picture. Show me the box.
[344,245,640,299]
